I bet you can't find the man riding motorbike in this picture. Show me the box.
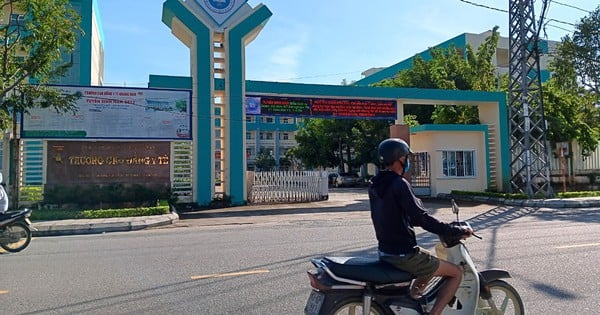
[368,138,473,315]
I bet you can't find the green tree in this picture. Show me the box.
[542,7,600,156]
[1,0,82,128]
[1,0,82,207]
[375,26,500,124]
[295,118,362,172]
[254,151,276,171]
[352,120,393,167]
[543,79,599,156]
[295,118,397,174]
[552,6,599,96]
[293,119,337,169]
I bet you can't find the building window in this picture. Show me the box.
[442,150,475,177]
[259,132,273,140]
[246,131,255,140]
[246,116,255,123]
[281,117,293,124]
[280,133,289,140]
[261,116,274,123]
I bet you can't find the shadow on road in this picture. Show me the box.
[530,207,600,224]
[178,201,370,220]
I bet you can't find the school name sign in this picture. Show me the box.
[47,141,171,186]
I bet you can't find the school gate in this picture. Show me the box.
[9,1,509,207]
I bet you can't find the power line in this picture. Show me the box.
[457,0,588,26]
[458,0,582,39]
[458,0,508,13]
[550,0,593,14]
[545,18,576,26]
[287,70,363,81]
[544,22,573,33]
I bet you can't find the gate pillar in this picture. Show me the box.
[162,0,271,205]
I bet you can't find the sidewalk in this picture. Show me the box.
[31,193,600,237]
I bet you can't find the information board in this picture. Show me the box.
[245,95,396,119]
[21,85,192,140]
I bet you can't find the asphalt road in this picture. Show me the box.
[1,190,598,314]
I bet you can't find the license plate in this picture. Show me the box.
[304,290,324,315]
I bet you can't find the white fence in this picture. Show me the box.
[549,141,600,175]
[248,171,328,204]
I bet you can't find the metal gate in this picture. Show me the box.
[410,152,431,196]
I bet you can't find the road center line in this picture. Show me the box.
[191,269,270,280]
[556,242,600,249]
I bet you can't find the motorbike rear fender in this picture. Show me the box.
[478,269,511,299]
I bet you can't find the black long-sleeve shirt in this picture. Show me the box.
[369,170,462,255]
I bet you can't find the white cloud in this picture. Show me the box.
[248,28,309,82]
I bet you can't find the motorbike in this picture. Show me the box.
[303,200,524,315]
[0,208,34,253]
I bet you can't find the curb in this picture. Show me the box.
[32,212,179,237]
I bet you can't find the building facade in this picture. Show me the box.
[355,30,558,86]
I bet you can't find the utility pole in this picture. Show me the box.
[508,0,554,198]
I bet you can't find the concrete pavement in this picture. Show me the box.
[30,191,600,237]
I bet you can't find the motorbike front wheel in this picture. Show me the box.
[479,279,525,315]
[0,222,32,253]
[325,298,385,315]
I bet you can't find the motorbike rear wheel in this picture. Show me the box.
[325,298,385,315]
[0,222,32,253]
[479,279,525,315]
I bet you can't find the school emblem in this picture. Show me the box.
[195,0,247,26]
[204,0,235,14]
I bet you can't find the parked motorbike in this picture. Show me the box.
[304,200,524,315]
[0,208,34,253]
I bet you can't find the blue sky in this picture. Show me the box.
[96,0,598,87]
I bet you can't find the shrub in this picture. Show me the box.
[82,206,170,219]
[450,190,528,199]
[43,184,171,208]
[31,206,170,221]
[556,191,600,198]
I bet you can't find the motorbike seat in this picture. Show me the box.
[0,209,30,220]
[323,256,414,284]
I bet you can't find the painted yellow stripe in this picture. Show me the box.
[191,269,269,280]
[0,290,8,294]
[556,242,600,249]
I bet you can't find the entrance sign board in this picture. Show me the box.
[21,85,192,140]
[46,141,170,186]
[245,95,397,119]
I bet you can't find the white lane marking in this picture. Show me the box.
[556,242,600,249]
[191,269,270,280]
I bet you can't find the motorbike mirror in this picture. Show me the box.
[451,199,459,214]
[451,199,459,221]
